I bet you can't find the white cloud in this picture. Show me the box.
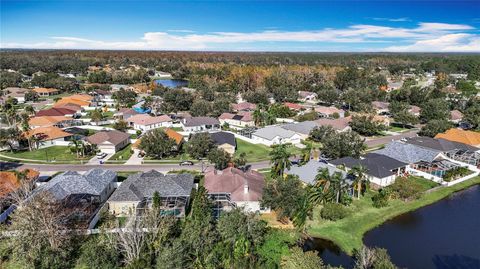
[372,17,411,22]
[1,22,478,52]
[384,33,480,52]
[167,29,195,33]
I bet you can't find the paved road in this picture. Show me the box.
[1,160,271,173]
[364,129,419,148]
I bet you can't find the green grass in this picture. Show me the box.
[235,138,271,162]
[388,126,409,132]
[170,127,184,132]
[2,146,91,163]
[107,144,133,163]
[307,176,480,255]
[408,175,440,191]
[116,171,139,182]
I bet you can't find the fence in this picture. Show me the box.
[442,171,480,187]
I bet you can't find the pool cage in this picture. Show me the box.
[209,193,235,218]
[445,149,480,167]
[411,159,460,178]
[136,196,190,218]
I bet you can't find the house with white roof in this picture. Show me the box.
[251,125,302,146]
[127,114,173,132]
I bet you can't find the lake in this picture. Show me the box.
[154,79,188,88]
[306,185,480,269]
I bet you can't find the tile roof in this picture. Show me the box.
[38,169,116,201]
[25,126,72,141]
[127,114,172,126]
[108,170,194,202]
[374,141,441,164]
[0,169,39,198]
[86,130,130,146]
[450,110,464,121]
[183,116,220,127]
[29,116,71,127]
[372,101,390,110]
[287,160,347,185]
[253,125,297,140]
[204,167,265,202]
[55,94,92,107]
[33,88,58,93]
[210,131,236,147]
[231,102,257,111]
[409,105,421,114]
[36,107,76,117]
[219,111,253,122]
[435,129,480,147]
[284,102,304,110]
[315,106,344,115]
[165,128,184,145]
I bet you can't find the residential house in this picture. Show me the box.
[55,94,92,108]
[38,169,117,204]
[252,125,302,146]
[387,81,403,92]
[91,89,115,107]
[435,129,480,148]
[86,130,130,154]
[286,160,347,185]
[329,153,408,187]
[24,126,73,148]
[33,88,59,97]
[298,91,317,103]
[127,114,173,132]
[110,84,134,92]
[108,170,194,217]
[409,105,421,116]
[231,102,257,112]
[29,116,80,128]
[181,117,221,133]
[3,87,28,103]
[219,112,254,129]
[314,116,352,132]
[284,102,304,112]
[114,108,140,121]
[36,107,79,118]
[450,110,463,123]
[280,121,319,140]
[210,131,237,155]
[371,101,390,115]
[164,128,185,151]
[315,106,345,118]
[204,167,268,215]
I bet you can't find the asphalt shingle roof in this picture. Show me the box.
[374,141,441,164]
[287,160,347,185]
[253,126,297,140]
[329,153,407,179]
[210,131,236,147]
[108,170,194,202]
[404,136,477,152]
[39,169,116,201]
[184,117,220,127]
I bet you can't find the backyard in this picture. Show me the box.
[307,176,480,255]
[1,146,92,163]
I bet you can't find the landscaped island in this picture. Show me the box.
[307,176,480,255]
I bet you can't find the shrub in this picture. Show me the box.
[372,189,390,208]
[320,203,349,221]
[443,167,470,182]
[387,177,423,201]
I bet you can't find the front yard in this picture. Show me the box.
[1,146,91,163]
[235,138,271,162]
[106,144,133,163]
[307,176,480,255]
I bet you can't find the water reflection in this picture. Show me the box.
[302,237,354,268]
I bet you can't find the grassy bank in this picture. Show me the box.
[307,176,480,255]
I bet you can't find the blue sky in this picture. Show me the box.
[1,0,479,52]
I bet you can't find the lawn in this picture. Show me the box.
[388,126,410,132]
[408,175,440,191]
[2,146,91,163]
[107,144,133,163]
[307,176,480,255]
[235,138,271,162]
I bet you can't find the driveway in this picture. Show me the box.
[124,149,143,165]
[86,153,115,165]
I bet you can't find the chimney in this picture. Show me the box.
[244,184,249,194]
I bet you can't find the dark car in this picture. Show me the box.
[179,160,194,166]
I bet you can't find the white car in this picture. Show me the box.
[96,152,108,159]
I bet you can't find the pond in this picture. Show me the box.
[306,185,480,269]
[154,79,188,88]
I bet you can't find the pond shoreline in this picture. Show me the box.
[307,176,480,256]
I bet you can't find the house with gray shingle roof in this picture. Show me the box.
[182,117,221,133]
[280,121,319,140]
[108,170,194,217]
[38,169,117,204]
[286,160,347,185]
[374,141,443,164]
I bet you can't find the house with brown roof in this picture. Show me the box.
[314,116,352,132]
[315,106,345,118]
[3,87,28,103]
[231,102,257,112]
[449,110,463,123]
[409,105,421,116]
[219,111,254,129]
[127,114,173,132]
[36,107,78,117]
[33,88,59,97]
[29,116,79,128]
[55,94,92,107]
[114,108,140,121]
[25,126,73,148]
[204,167,269,215]
[284,102,304,112]
[86,130,130,154]
[435,129,480,148]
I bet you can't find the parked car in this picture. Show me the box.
[179,160,194,166]
[96,152,108,159]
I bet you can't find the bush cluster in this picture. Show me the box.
[320,203,349,221]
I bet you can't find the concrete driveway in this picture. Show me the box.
[125,149,143,165]
[86,152,115,165]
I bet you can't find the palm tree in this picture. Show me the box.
[309,168,346,204]
[252,108,263,126]
[293,194,313,232]
[269,144,292,178]
[69,138,85,157]
[350,165,369,199]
